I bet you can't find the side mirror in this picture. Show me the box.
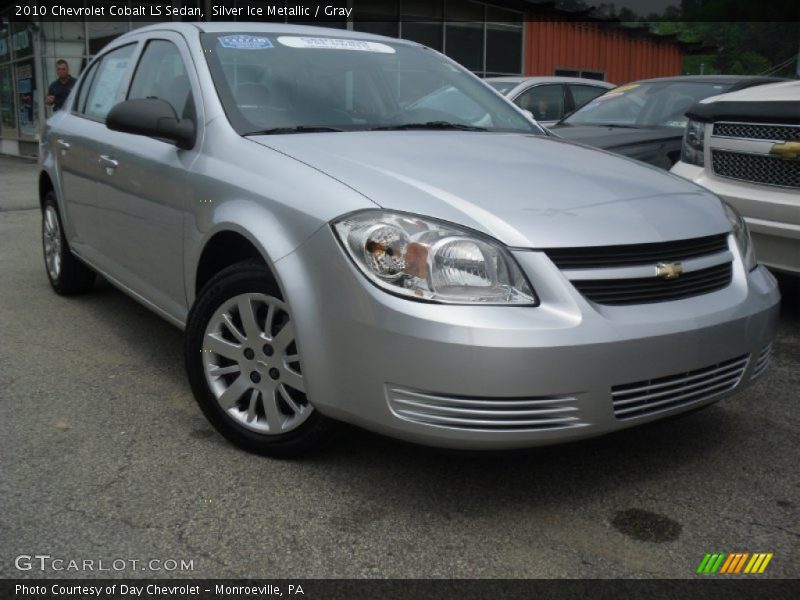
[522,109,535,121]
[106,98,195,150]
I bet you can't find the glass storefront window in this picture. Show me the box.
[15,59,37,138]
[486,8,522,76]
[445,21,484,72]
[0,64,16,136]
[401,21,444,52]
[11,22,34,59]
[0,24,11,62]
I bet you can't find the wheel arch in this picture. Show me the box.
[39,170,55,211]
[192,228,277,300]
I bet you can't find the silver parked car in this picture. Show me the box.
[40,23,780,457]
[485,76,615,125]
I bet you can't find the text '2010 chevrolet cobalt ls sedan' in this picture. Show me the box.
[39,23,780,457]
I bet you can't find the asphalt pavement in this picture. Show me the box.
[1,155,798,579]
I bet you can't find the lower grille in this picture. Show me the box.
[386,386,582,432]
[752,344,773,380]
[712,149,800,189]
[573,262,732,305]
[612,354,749,420]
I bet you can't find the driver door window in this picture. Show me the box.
[128,39,194,121]
[515,84,565,122]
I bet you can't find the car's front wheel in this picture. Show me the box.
[185,261,339,457]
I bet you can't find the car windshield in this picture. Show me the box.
[562,80,733,128]
[485,80,518,95]
[201,33,538,135]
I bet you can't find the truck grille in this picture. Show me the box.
[712,149,800,189]
[612,354,749,420]
[544,234,729,269]
[386,386,583,432]
[713,122,800,142]
[572,263,732,305]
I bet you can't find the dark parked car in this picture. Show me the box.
[550,75,786,169]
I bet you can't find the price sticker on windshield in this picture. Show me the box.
[218,35,273,50]
[277,36,395,53]
[609,83,639,94]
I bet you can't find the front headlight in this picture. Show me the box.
[681,119,706,166]
[333,211,537,305]
[723,201,757,271]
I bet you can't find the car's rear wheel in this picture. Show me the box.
[42,192,96,295]
[185,261,339,457]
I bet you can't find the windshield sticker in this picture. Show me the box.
[218,35,273,50]
[277,36,395,54]
[609,83,639,94]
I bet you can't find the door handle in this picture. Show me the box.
[98,154,119,173]
[56,138,70,155]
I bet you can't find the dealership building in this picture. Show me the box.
[0,0,688,157]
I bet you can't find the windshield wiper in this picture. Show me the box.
[368,121,487,132]
[597,124,643,129]
[244,126,345,135]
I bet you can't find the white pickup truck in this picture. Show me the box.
[671,80,800,275]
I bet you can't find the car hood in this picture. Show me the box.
[250,131,729,248]
[549,124,680,149]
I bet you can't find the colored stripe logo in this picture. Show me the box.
[697,552,773,574]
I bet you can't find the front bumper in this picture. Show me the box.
[276,225,781,450]
[671,161,800,275]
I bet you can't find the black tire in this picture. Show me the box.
[184,260,340,458]
[42,192,96,295]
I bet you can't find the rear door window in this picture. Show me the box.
[82,44,136,120]
[73,60,99,114]
[568,84,607,110]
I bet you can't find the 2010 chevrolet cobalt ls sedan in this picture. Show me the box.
[39,23,780,457]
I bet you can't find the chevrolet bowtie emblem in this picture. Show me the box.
[656,261,683,279]
[769,141,800,160]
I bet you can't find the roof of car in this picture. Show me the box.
[485,76,615,87]
[117,21,421,46]
[632,75,785,85]
[699,79,800,104]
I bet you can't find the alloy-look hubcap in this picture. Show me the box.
[43,206,62,281]
[201,293,311,434]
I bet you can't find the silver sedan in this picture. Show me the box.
[39,23,780,457]
[485,76,615,125]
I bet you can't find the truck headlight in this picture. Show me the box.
[723,201,756,271]
[333,211,537,305]
[681,120,706,167]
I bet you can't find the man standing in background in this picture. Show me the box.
[45,59,76,111]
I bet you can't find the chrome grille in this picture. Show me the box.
[752,343,773,380]
[712,149,800,189]
[544,234,729,269]
[386,386,583,432]
[713,122,800,142]
[612,354,749,420]
[572,263,732,306]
